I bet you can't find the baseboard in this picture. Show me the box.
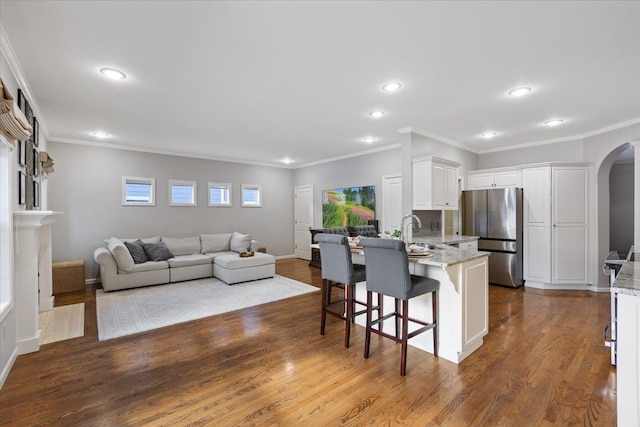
[525,281,599,291]
[85,278,100,285]
[275,254,297,260]
[0,346,18,390]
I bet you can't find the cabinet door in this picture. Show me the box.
[468,173,494,190]
[444,165,458,209]
[494,170,522,188]
[617,294,640,427]
[523,167,551,283]
[412,160,430,209]
[432,162,446,208]
[551,167,588,284]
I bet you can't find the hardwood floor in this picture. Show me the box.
[0,259,616,426]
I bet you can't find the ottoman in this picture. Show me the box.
[213,252,276,284]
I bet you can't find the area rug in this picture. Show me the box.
[39,303,85,344]
[96,275,318,341]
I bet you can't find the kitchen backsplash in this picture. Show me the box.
[411,210,442,238]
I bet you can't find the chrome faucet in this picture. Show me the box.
[400,214,422,243]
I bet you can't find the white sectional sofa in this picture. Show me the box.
[93,232,276,292]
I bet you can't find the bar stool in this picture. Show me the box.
[315,233,380,348]
[360,237,439,376]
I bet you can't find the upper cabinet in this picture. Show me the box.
[413,156,460,210]
[467,168,521,190]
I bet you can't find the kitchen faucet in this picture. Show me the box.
[400,214,422,243]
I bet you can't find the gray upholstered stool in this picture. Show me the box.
[360,237,439,376]
[315,233,380,348]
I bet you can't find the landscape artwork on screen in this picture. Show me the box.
[322,185,375,228]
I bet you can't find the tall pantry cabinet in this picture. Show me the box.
[523,164,589,288]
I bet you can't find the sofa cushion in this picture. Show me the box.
[203,251,236,260]
[214,252,275,270]
[124,239,150,264]
[107,237,135,272]
[230,232,252,253]
[200,233,232,253]
[143,241,174,262]
[129,260,169,272]
[167,254,212,268]
[161,236,201,256]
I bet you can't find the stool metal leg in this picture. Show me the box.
[364,291,373,359]
[320,279,328,335]
[432,290,438,357]
[344,284,354,348]
[401,299,409,376]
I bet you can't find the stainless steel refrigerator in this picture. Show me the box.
[461,188,523,287]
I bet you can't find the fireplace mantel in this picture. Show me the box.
[14,210,63,354]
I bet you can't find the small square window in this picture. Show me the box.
[241,184,262,207]
[122,176,155,206]
[169,179,197,206]
[208,182,232,207]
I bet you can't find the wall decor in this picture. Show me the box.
[18,171,26,205]
[25,141,34,175]
[17,140,26,166]
[33,180,39,207]
[17,88,26,112]
[32,117,38,147]
[26,174,33,210]
[322,185,375,228]
[32,148,39,176]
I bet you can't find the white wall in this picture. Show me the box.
[47,142,295,279]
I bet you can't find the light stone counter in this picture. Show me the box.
[414,234,480,246]
[611,246,640,296]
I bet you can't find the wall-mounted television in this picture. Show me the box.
[322,185,375,228]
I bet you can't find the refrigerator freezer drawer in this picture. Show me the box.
[488,251,523,287]
[478,239,517,252]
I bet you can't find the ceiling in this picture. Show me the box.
[1,1,639,168]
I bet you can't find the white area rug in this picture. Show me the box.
[96,275,318,341]
[39,303,85,344]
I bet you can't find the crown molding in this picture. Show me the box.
[295,143,401,169]
[0,24,50,139]
[397,126,479,153]
[48,137,296,169]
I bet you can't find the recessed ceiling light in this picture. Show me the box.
[281,158,293,164]
[362,137,377,143]
[382,82,402,92]
[369,110,385,118]
[508,87,532,97]
[99,67,126,80]
[480,132,497,139]
[92,131,110,138]
[544,119,564,127]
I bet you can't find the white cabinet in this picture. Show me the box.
[413,156,460,210]
[467,169,521,190]
[523,165,589,287]
[617,293,640,427]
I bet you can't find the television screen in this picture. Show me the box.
[322,185,375,228]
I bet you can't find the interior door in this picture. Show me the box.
[294,185,313,260]
[382,174,402,234]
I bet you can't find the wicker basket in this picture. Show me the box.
[52,260,85,294]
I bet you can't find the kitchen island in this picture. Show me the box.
[610,246,640,427]
[349,243,490,364]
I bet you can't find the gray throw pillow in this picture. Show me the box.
[124,239,149,264]
[143,241,174,261]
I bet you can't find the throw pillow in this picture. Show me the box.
[124,239,149,264]
[230,232,252,253]
[143,241,174,261]
[107,237,135,272]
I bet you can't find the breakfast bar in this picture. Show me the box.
[349,243,490,364]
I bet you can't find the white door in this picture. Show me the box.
[382,174,402,234]
[294,185,313,260]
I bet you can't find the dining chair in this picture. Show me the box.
[315,233,379,348]
[353,225,378,237]
[359,237,439,376]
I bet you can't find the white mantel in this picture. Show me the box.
[14,210,63,354]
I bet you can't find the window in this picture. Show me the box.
[241,184,262,207]
[122,176,155,206]
[169,179,197,206]
[208,182,232,207]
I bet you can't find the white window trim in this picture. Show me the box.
[122,176,156,206]
[169,179,197,207]
[0,135,14,322]
[241,184,262,208]
[208,182,232,207]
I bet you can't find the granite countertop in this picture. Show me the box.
[414,235,480,245]
[348,243,489,268]
[611,247,640,297]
